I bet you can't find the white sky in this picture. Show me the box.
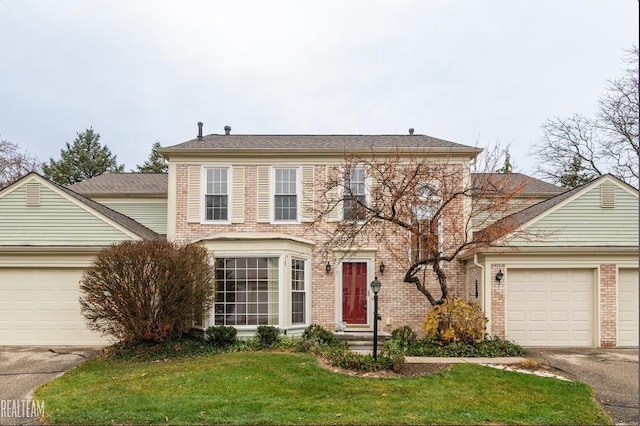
[1,0,637,176]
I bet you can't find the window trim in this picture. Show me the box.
[210,252,311,330]
[202,165,232,224]
[271,166,301,224]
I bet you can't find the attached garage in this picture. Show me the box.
[618,268,639,347]
[506,269,595,347]
[0,173,160,346]
[0,267,108,345]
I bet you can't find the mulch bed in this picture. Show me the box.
[316,356,452,378]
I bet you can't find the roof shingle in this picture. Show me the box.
[160,134,480,153]
[471,173,565,195]
[68,173,168,196]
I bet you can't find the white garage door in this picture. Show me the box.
[0,268,109,345]
[618,268,639,347]
[506,269,594,347]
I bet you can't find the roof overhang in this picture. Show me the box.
[459,245,639,260]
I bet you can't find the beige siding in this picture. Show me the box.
[511,184,638,246]
[100,200,168,235]
[473,196,548,230]
[0,184,131,245]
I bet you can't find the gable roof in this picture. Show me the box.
[68,173,168,197]
[471,173,564,195]
[0,173,161,241]
[475,174,638,242]
[160,133,482,156]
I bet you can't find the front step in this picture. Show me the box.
[334,331,391,353]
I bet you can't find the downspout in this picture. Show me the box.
[473,253,492,337]
[473,253,485,311]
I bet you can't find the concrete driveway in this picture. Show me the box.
[0,346,101,425]
[524,348,639,425]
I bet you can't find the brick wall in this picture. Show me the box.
[489,263,506,338]
[599,264,617,348]
[173,163,468,333]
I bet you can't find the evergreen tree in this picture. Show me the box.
[558,156,596,188]
[43,128,124,185]
[136,142,167,173]
[495,151,513,174]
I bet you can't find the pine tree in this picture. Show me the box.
[42,128,124,185]
[558,156,596,188]
[136,142,167,173]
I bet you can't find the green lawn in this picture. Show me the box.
[35,352,610,425]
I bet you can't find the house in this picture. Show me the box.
[0,128,637,347]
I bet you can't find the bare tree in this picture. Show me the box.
[0,138,40,189]
[535,46,639,188]
[310,147,532,306]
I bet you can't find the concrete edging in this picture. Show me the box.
[404,356,525,364]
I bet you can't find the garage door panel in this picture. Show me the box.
[618,269,639,347]
[0,267,108,346]
[507,269,594,347]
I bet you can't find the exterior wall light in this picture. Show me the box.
[495,270,504,283]
[379,261,385,275]
[325,262,332,274]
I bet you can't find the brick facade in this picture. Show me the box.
[172,163,468,334]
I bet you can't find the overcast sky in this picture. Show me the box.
[1,1,637,176]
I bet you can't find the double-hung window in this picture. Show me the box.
[291,258,306,325]
[274,168,298,222]
[411,183,442,261]
[205,167,229,221]
[343,167,366,221]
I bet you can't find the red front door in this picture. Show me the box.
[342,262,368,325]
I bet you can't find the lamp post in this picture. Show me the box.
[370,277,382,361]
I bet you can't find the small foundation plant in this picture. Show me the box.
[384,297,523,357]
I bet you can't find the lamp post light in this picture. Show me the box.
[370,277,382,361]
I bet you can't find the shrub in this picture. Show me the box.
[397,336,523,357]
[326,347,402,372]
[423,297,487,344]
[79,240,214,342]
[206,325,237,348]
[383,325,419,355]
[256,325,280,348]
[302,324,339,346]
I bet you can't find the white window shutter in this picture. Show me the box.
[187,165,201,223]
[325,165,340,222]
[256,166,270,222]
[301,166,315,222]
[231,166,245,223]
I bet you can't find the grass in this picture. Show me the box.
[35,352,611,425]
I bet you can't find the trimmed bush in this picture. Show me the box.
[206,325,238,348]
[256,326,280,348]
[302,324,339,346]
[79,240,214,342]
[423,297,487,344]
